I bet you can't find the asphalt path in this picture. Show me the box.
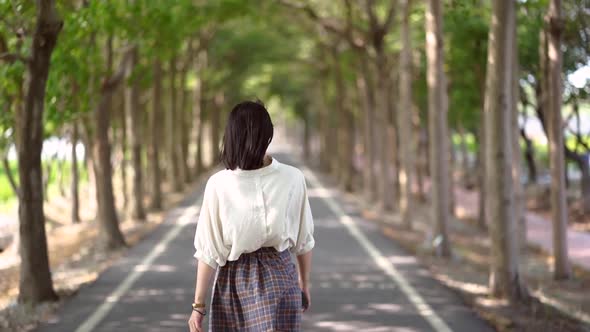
[37,151,494,332]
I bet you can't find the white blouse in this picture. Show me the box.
[193,157,315,269]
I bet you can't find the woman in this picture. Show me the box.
[188,101,315,332]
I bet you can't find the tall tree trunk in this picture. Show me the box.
[302,108,311,161]
[416,128,427,201]
[398,0,416,227]
[448,131,456,216]
[375,53,395,211]
[332,47,353,191]
[118,91,128,211]
[167,56,183,191]
[477,125,487,230]
[211,92,223,164]
[16,0,61,304]
[425,0,451,256]
[511,21,527,264]
[520,126,538,184]
[316,80,330,172]
[125,47,146,221]
[92,37,128,250]
[149,58,163,210]
[191,50,206,177]
[179,56,191,184]
[546,0,571,280]
[71,122,81,223]
[358,55,377,201]
[580,162,590,213]
[475,61,488,230]
[485,0,527,302]
[388,69,400,208]
[81,120,96,213]
[457,125,471,186]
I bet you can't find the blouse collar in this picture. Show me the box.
[231,156,279,177]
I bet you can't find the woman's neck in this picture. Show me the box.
[262,155,272,168]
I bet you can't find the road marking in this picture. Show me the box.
[74,205,200,332]
[302,166,454,332]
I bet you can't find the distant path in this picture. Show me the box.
[37,150,493,332]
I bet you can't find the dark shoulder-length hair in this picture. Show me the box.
[220,100,274,170]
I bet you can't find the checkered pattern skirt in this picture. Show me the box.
[210,247,302,331]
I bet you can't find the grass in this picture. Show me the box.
[0,159,88,211]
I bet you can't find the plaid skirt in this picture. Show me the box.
[210,247,302,331]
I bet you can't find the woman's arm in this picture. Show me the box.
[194,260,216,304]
[188,260,216,332]
[297,250,313,311]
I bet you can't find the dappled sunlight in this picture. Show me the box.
[435,273,489,296]
[313,319,419,332]
[133,264,177,273]
[387,255,419,265]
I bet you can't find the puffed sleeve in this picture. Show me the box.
[292,174,315,255]
[193,176,229,269]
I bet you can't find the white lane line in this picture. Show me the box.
[302,166,454,332]
[74,205,200,332]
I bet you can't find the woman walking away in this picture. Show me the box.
[188,101,315,332]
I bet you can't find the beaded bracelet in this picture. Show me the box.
[193,308,207,316]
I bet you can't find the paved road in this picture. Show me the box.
[37,151,494,332]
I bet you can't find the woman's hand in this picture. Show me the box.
[300,281,311,312]
[188,310,204,332]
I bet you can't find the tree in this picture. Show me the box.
[70,122,81,223]
[425,0,451,257]
[15,0,62,304]
[546,0,571,280]
[125,46,146,221]
[191,48,207,177]
[398,0,415,228]
[148,58,163,210]
[484,0,527,302]
[92,36,129,250]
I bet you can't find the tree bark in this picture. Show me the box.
[484,0,527,302]
[71,122,81,223]
[520,126,538,184]
[16,0,61,304]
[125,47,146,221]
[425,0,451,256]
[511,20,527,264]
[179,53,191,184]
[458,125,471,186]
[211,92,223,164]
[477,125,487,230]
[375,52,395,211]
[398,0,415,227]
[358,55,377,202]
[92,37,128,250]
[118,91,128,211]
[546,0,571,280]
[191,50,206,177]
[149,58,163,210]
[301,105,310,161]
[167,56,183,191]
[332,47,353,191]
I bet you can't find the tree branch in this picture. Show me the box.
[2,152,21,199]
[0,52,29,64]
[103,45,135,90]
[382,0,398,34]
[276,0,365,49]
[364,0,379,34]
